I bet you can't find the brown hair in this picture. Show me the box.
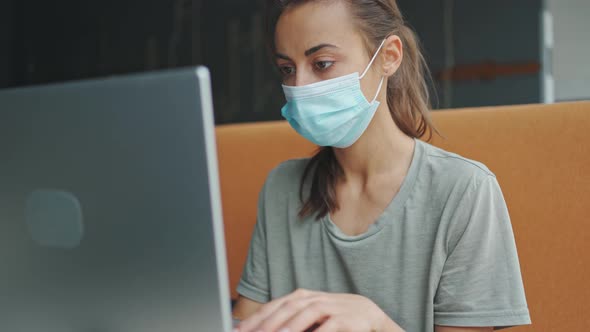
[266,0,436,219]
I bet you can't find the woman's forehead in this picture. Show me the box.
[274,1,363,54]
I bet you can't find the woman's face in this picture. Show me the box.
[274,1,383,96]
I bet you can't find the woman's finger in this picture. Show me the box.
[255,295,324,332]
[237,289,317,332]
[305,317,342,332]
[280,301,333,332]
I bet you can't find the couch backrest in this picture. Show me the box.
[215,101,590,331]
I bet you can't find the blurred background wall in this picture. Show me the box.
[0,0,587,124]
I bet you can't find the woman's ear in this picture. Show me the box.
[381,35,403,77]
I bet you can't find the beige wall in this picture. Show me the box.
[547,0,590,101]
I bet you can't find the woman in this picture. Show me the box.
[233,1,531,331]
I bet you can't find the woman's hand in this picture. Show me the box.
[234,289,404,332]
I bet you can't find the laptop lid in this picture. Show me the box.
[0,67,232,332]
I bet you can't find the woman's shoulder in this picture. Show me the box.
[263,158,310,192]
[418,140,496,186]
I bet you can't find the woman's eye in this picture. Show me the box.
[279,65,295,76]
[315,61,334,71]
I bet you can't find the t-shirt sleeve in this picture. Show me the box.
[434,175,531,329]
[236,179,271,304]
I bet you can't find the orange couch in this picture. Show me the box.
[215,101,590,331]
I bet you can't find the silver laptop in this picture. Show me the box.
[0,67,233,332]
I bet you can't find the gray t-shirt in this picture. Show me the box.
[237,139,531,331]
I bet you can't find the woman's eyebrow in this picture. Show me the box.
[275,53,291,61]
[275,43,340,61]
[304,43,339,56]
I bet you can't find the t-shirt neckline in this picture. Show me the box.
[322,138,425,242]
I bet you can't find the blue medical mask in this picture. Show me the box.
[281,39,386,148]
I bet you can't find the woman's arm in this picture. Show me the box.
[233,289,405,332]
[232,295,264,320]
[234,292,494,332]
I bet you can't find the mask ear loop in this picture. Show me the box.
[359,38,387,79]
[360,39,387,103]
[371,76,385,103]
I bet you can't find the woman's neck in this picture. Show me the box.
[333,106,415,183]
